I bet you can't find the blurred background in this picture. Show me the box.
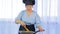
[0,0,60,34]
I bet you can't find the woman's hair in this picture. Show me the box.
[23,0,35,5]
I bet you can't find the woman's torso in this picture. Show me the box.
[21,10,36,25]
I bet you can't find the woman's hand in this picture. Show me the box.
[15,19,26,26]
[39,28,44,32]
[20,21,26,26]
[37,26,45,32]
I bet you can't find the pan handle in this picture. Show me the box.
[34,29,45,33]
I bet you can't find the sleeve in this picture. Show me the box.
[15,11,24,20]
[35,13,41,28]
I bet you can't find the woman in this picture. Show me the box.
[15,0,44,34]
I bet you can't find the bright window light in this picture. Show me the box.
[37,0,43,17]
[37,0,58,17]
[0,0,12,19]
[0,0,58,19]
[0,0,25,19]
[12,0,25,19]
[50,0,58,16]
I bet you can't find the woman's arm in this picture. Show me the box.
[15,11,26,26]
[35,13,44,32]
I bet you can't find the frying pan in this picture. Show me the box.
[19,26,45,34]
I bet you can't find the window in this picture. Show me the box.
[12,0,25,19]
[0,0,12,19]
[0,0,58,19]
[0,0,25,19]
[37,0,58,17]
